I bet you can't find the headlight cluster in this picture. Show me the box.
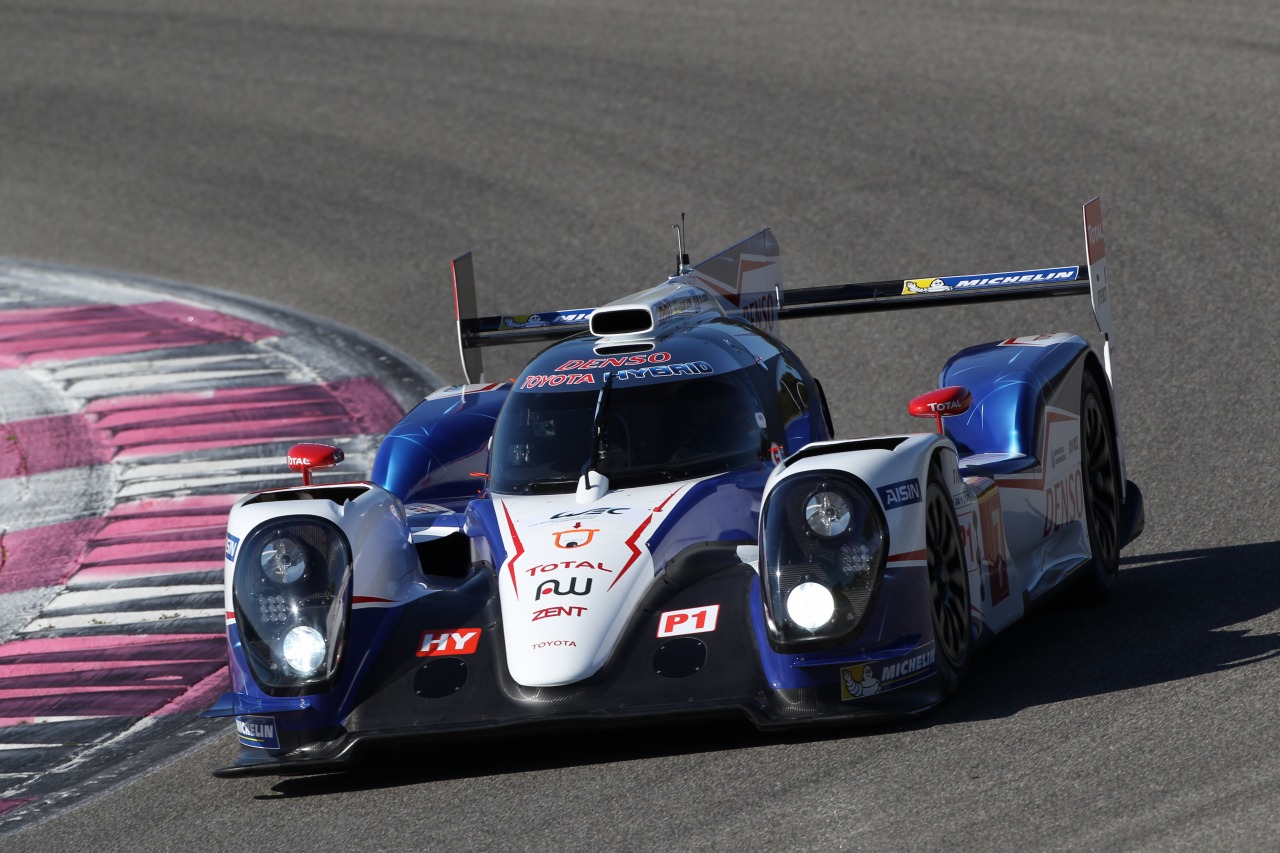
[761,474,887,648]
[233,518,352,694]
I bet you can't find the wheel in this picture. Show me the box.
[925,466,970,696]
[1076,370,1122,601]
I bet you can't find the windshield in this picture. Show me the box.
[490,371,768,494]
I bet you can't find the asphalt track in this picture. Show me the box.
[2,0,1278,849]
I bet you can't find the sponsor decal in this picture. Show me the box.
[525,560,611,575]
[653,289,713,324]
[615,361,713,382]
[769,442,784,465]
[553,527,598,548]
[224,533,240,562]
[236,715,280,750]
[1043,468,1085,537]
[535,576,593,600]
[657,604,720,637]
[880,648,936,682]
[902,278,951,295]
[417,629,483,657]
[1050,434,1079,470]
[531,640,578,650]
[839,649,939,700]
[903,266,1079,295]
[521,372,596,389]
[532,605,588,621]
[920,398,968,415]
[738,289,779,333]
[556,352,672,371]
[839,664,880,700]
[1085,198,1106,264]
[960,484,1010,605]
[502,310,592,329]
[999,333,1071,347]
[877,478,922,510]
[550,507,628,519]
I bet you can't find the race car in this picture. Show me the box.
[206,198,1144,775]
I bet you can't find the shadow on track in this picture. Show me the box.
[258,540,1280,801]
[936,539,1280,723]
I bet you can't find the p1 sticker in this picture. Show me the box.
[657,604,720,637]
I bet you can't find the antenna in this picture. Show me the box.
[671,212,690,275]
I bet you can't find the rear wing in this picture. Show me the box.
[453,198,1114,385]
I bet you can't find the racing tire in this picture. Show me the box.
[1075,370,1122,602]
[925,466,970,696]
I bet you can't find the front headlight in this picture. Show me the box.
[804,490,853,538]
[260,535,308,583]
[761,474,888,649]
[232,517,352,695]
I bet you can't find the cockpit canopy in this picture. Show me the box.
[487,317,827,495]
[490,370,769,494]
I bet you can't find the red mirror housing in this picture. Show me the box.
[908,386,973,434]
[287,442,345,486]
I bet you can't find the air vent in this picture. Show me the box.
[594,341,655,356]
[590,307,653,337]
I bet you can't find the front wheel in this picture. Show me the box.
[926,467,970,696]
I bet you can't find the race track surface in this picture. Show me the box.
[2,0,1279,849]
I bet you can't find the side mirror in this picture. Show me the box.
[908,386,972,435]
[286,443,344,486]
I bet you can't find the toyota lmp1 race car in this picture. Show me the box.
[206,199,1144,775]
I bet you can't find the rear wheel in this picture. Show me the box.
[926,467,969,696]
[1076,370,1122,601]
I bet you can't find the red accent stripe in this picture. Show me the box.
[501,502,525,599]
[653,484,685,513]
[610,514,653,591]
[887,549,927,563]
[352,596,396,605]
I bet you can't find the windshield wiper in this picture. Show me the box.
[521,477,580,495]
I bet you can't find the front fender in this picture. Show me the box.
[766,433,957,557]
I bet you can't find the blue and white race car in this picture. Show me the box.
[207,199,1144,775]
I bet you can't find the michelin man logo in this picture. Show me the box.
[902,278,951,295]
[840,664,881,700]
[502,314,550,329]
